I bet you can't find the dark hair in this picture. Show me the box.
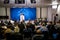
[20,13,24,15]
[49,21,52,24]
[56,14,58,16]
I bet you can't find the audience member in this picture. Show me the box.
[0,19,60,40]
[0,20,5,26]
[46,21,57,39]
[8,21,12,25]
[34,19,39,26]
[18,21,25,34]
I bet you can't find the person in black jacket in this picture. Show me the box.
[18,21,25,34]
[47,21,56,39]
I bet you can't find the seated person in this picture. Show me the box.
[8,21,12,25]
[0,20,5,26]
[18,21,25,33]
[14,24,20,33]
[4,25,15,34]
[36,22,48,34]
[34,19,39,26]
[4,27,12,34]
[55,22,60,29]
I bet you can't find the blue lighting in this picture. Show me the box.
[10,8,36,21]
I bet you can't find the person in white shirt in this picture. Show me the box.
[20,13,25,22]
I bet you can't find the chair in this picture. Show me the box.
[6,33,23,40]
[32,34,44,40]
[23,28,32,40]
[14,33,23,40]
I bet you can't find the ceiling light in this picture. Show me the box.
[52,0,58,5]
[52,0,58,9]
[52,5,57,9]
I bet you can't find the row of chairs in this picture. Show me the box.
[5,32,59,40]
[5,33,44,40]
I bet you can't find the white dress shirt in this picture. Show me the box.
[20,15,25,22]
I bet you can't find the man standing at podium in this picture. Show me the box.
[20,13,25,22]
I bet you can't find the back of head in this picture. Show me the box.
[56,14,58,16]
[42,23,45,26]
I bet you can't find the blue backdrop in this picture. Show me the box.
[10,8,36,21]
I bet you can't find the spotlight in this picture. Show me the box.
[52,5,58,9]
[52,0,58,9]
